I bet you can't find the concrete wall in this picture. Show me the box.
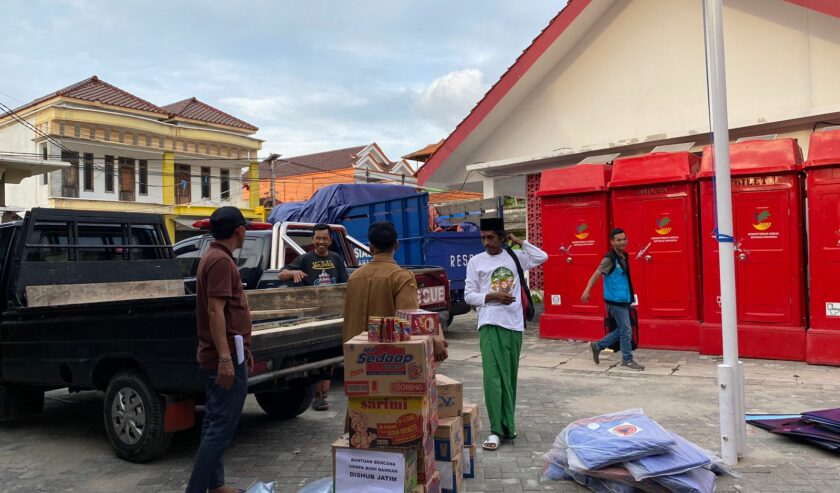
[467,0,840,168]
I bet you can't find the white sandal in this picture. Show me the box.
[482,434,501,451]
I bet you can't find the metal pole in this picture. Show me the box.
[270,156,278,206]
[703,0,746,465]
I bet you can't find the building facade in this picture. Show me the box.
[0,76,264,241]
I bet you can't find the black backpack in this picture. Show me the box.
[504,246,535,328]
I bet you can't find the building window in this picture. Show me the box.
[105,155,115,193]
[74,124,81,139]
[139,160,148,195]
[104,129,110,141]
[118,157,136,202]
[220,169,230,200]
[145,135,151,147]
[201,167,211,199]
[176,164,191,205]
[60,150,80,198]
[83,153,94,191]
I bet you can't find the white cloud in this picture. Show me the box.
[414,68,487,132]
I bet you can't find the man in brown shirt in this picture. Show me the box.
[187,206,252,493]
[343,221,448,361]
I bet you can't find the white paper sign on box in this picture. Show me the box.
[335,448,406,493]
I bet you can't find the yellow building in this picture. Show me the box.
[0,76,264,242]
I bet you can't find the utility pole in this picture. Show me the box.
[703,0,746,465]
[265,153,280,207]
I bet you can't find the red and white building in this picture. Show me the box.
[416,0,840,292]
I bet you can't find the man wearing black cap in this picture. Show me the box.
[464,217,548,451]
[186,206,252,493]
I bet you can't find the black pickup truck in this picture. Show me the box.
[0,209,347,463]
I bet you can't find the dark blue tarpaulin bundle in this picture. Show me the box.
[542,409,730,493]
[747,409,840,451]
[267,184,418,225]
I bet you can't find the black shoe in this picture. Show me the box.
[590,342,600,365]
[620,360,645,371]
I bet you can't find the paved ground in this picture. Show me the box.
[2,308,840,492]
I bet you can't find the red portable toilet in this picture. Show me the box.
[804,129,840,365]
[608,152,702,350]
[698,138,807,360]
[537,164,612,340]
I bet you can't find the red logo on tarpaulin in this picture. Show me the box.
[607,421,643,437]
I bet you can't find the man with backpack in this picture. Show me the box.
[465,218,548,451]
[581,227,645,371]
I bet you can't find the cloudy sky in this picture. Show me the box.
[1,0,561,162]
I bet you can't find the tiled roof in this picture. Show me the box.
[10,75,168,115]
[162,97,258,132]
[403,140,444,161]
[262,145,368,178]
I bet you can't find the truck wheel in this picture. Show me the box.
[103,371,173,463]
[255,382,315,419]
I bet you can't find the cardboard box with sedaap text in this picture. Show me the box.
[344,334,435,397]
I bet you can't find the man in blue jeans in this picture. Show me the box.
[187,207,253,493]
[581,228,644,371]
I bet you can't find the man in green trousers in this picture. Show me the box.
[464,218,548,451]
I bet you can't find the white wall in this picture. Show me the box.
[1,118,51,209]
[465,0,840,171]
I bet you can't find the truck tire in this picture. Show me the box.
[103,371,173,463]
[255,382,315,419]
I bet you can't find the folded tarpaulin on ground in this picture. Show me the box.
[771,422,840,445]
[802,408,840,433]
[649,467,717,493]
[746,415,840,451]
[624,431,713,481]
[542,452,669,493]
[561,409,677,471]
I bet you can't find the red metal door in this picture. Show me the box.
[699,180,722,325]
[543,197,608,317]
[733,188,795,325]
[613,187,698,321]
[639,194,696,319]
[809,168,840,330]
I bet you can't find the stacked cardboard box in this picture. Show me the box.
[433,374,481,493]
[336,333,441,492]
[461,403,480,479]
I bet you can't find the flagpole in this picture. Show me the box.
[703,0,746,465]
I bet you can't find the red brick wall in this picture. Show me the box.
[526,173,543,291]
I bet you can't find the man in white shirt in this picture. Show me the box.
[465,218,548,451]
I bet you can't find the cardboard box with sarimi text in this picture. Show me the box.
[349,396,437,448]
[332,437,418,493]
[434,416,464,461]
[461,403,480,447]
[436,453,463,493]
[434,375,463,419]
[344,334,435,397]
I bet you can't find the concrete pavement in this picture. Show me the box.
[1,308,839,492]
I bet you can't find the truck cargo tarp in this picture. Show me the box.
[267,184,418,225]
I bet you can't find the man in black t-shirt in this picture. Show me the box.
[279,223,348,410]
